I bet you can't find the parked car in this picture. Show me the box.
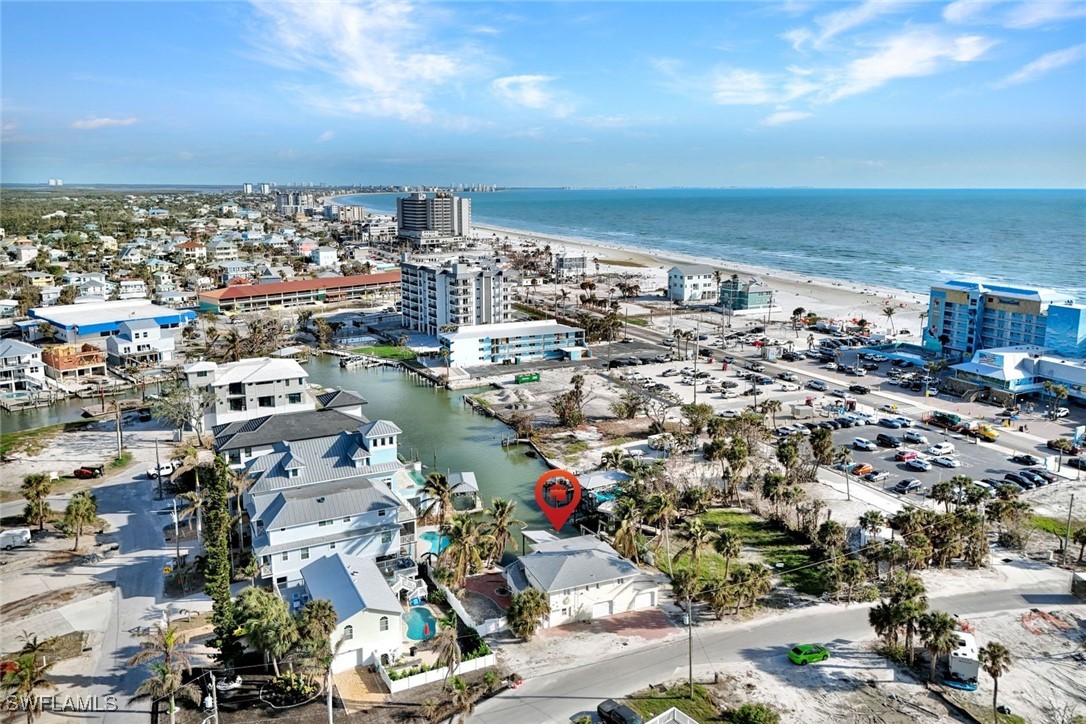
[850,463,875,476]
[876,433,904,448]
[906,458,933,472]
[1017,470,1047,486]
[146,461,177,479]
[890,417,913,428]
[849,384,870,394]
[853,437,877,451]
[895,449,919,461]
[1026,467,1058,483]
[864,470,890,482]
[1004,472,1034,489]
[788,644,831,665]
[779,383,800,392]
[778,372,798,382]
[73,464,105,479]
[1066,457,1086,470]
[1010,453,1042,466]
[746,363,765,373]
[1050,407,1070,419]
[927,443,955,456]
[879,418,904,429]
[893,479,923,494]
[598,699,644,724]
[902,431,929,445]
[932,456,962,468]
[806,380,828,391]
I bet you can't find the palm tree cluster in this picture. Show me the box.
[199,313,285,362]
[2,633,59,724]
[233,588,339,683]
[432,497,525,589]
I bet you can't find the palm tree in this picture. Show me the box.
[612,498,642,563]
[127,615,198,724]
[868,601,901,647]
[858,510,885,547]
[440,515,494,588]
[600,449,626,470]
[713,530,741,583]
[507,588,551,640]
[918,611,958,683]
[420,472,455,525]
[816,519,846,563]
[177,489,206,536]
[296,598,338,648]
[882,305,897,334]
[731,563,773,613]
[433,613,461,682]
[1074,526,1086,563]
[762,399,782,428]
[236,586,298,676]
[20,473,52,532]
[643,491,677,565]
[840,559,869,604]
[64,490,98,551]
[980,641,1012,722]
[2,653,57,724]
[484,498,524,565]
[679,517,717,576]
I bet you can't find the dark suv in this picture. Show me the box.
[876,433,904,448]
[598,699,644,724]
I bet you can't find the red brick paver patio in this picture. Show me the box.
[463,571,512,610]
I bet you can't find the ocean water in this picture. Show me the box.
[341,188,1086,300]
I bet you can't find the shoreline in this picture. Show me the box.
[473,223,930,336]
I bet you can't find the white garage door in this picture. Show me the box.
[592,600,613,618]
[632,591,655,610]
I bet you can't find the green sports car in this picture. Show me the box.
[788,644,831,665]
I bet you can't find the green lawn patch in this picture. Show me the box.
[513,303,548,320]
[350,345,416,360]
[109,451,133,469]
[625,684,722,722]
[657,509,824,595]
[626,317,649,327]
[1029,515,1084,538]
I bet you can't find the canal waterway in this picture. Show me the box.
[1,357,555,536]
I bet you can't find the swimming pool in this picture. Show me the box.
[404,607,438,640]
[420,530,450,555]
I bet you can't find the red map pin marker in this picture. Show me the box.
[534,469,582,532]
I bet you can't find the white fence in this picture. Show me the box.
[377,653,498,693]
[433,578,508,636]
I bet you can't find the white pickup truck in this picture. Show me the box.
[146,461,178,479]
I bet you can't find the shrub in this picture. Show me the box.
[728,702,781,724]
[266,672,317,707]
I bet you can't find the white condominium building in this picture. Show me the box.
[400,257,513,335]
[183,357,313,428]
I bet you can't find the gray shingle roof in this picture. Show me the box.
[300,554,402,619]
[515,536,639,592]
[213,408,367,451]
[316,389,369,409]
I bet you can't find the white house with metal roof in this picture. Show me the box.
[106,319,175,368]
[298,553,405,672]
[668,264,718,303]
[183,357,313,427]
[504,535,659,627]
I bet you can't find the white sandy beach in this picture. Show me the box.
[474,223,931,337]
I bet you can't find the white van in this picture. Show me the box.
[1,528,31,550]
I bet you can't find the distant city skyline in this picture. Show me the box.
[2,1,1084,188]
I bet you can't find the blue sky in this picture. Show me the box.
[2,1,1084,187]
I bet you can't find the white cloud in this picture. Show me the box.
[993,43,1086,87]
[316,130,335,143]
[71,117,139,129]
[781,27,814,51]
[1004,0,1086,28]
[247,0,477,122]
[711,69,778,105]
[177,151,195,161]
[942,0,1008,24]
[760,110,814,126]
[491,75,574,116]
[826,30,996,101]
[810,0,912,48]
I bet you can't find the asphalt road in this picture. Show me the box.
[474,583,1082,724]
[73,476,173,723]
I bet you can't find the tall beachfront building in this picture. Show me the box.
[400,256,512,335]
[923,281,1077,358]
[396,191,472,249]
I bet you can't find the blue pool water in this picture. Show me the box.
[405,607,437,641]
[420,531,450,555]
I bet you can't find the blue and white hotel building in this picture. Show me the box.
[23,300,195,347]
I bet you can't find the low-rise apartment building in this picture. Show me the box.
[106,319,175,368]
[668,265,717,303]
[25,300,195,346]
[439,319,589,367]
[196,272,400,314]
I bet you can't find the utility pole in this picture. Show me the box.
[155,440,163,500]
[173,498,181,567]
[687,595,694,699]
[208,671,219,723]
[1063,494,1074,567]
[693,320,700,404]
[114,401,123,461]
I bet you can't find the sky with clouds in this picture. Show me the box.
[2,0,1084,187]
